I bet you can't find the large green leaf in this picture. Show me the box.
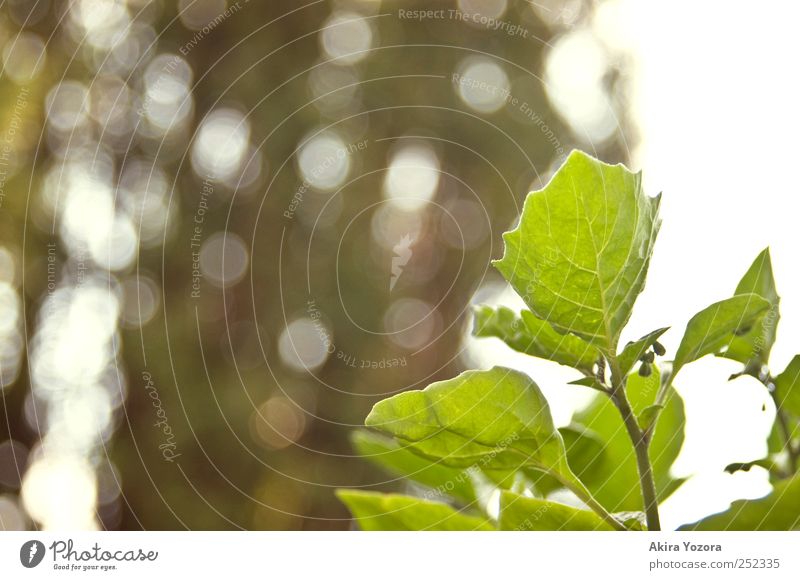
[472,305,599,373]
[350,430,476,503]
[336,491,494,531]
[559,424,608,487]
[572,365,686,512]
[365,367,571,478]
[774,355,800,416]
[493,150,661,354]
[673,294,771,378]
[498,491,612,531]
[527,425,608,496]
[680,476,800,530]
[720,248,780,368]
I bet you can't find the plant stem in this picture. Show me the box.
[760,372,798,475]
[608,359,662,531]
[553,471,627,531]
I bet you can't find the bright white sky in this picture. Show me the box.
[625,0,800,528]
[471,0,800,529]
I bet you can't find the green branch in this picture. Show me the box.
[608,359,662,531]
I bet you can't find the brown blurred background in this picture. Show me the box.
[0,0,632,530]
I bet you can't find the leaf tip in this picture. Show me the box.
[364,402,385,430]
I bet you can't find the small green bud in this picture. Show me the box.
[638,362,652,377]
[653,341,666,356]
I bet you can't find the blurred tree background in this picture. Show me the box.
[0,0,632,530]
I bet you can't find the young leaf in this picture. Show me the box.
[774,355,800,416]
[493,150,661,354]
[571,365,686,512]
[350,430,476,503]
[568,377,603,389]
[498,490,613,531]
[720,248,780,368]
[637,404,663,431]
[724,458,779,476]
[472,305,599,373]
[672,294,771,378]
[336,491,495,531]
[365,367,570,477]
[617,327,670,377]
[679,475,800,530]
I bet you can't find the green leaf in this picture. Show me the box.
[679,476,800,530]
[567,377,602,388]
[767,418,784,454]
[559,424,607,487]
[617,327,670,377]
[673,294,771,378]
[352,430,521,510]
[472,305,599,373]
[638,404,663,431]
[493,150,661,354]
[336,491,494,531]
[572,365,686,512]
[614,511,647,530]
[766,414,799,463]
[724,459,777,475]
[519,425,608,496]
[720,248,780,368]
[626,365,663,416]
[365,367,571,478]
[350,430,476,503]
[498,491,613,531]
[774,355,800,416]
